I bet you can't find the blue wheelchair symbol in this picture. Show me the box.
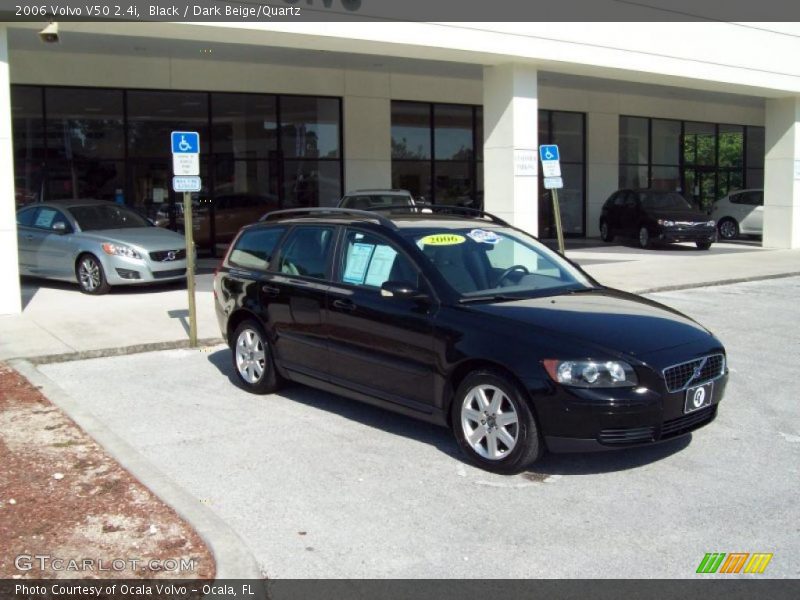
[539,145,560,162]
[171,131,199,154]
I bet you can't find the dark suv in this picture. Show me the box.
[600,189,717,249]
[214,207,728,474]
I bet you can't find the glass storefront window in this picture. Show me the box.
[619,116,649,165]
[619,165,648,189]
[282,160,342,208]
[434,161,474,206]
[434,104,473,160]
[718,124,744,168]
[127,90,208,158]
[652,119,681,165]
[392,161,431,201]
[11,87,46,206]
[211,93,277,160]
[392,102,431,160]
[47,159,125,202]
[45,88,124,161]
[551,111,584,163]
[684,122,716,166]
[280,96,340,159]
[651,166,681,192]
[540,110,586,237]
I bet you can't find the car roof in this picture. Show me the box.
[344,189,412,196]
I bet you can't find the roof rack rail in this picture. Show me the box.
[259,207,397,230]
[363,204,510,227]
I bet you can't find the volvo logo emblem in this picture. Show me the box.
[692,387,706,408]
[165,251,177,262]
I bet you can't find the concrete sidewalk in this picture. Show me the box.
[0,243,798,362]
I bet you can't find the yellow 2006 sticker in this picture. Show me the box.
[419,234,466,246]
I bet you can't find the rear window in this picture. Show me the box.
[228,227,286,271]
[341,195,413,210]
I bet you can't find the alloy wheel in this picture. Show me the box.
[719,219,738,240]
[460,384,519,461]
[235,328,267,384]
[639,226,650,248]
[78,257,101,292]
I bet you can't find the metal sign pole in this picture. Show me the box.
[183,191,198,348]
[551,189,566,256]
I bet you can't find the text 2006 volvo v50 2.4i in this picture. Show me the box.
[213,207,728,474]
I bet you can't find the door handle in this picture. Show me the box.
[25,235,34,241]
[261,284,280,297]
[332,298,356,312]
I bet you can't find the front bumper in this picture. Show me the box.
[659,226,716,243]
[532,354,728,453]
[100,253,188,285]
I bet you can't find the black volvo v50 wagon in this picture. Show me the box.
[213,207,728,474]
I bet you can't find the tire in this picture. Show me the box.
[718,218,739,240]
[600,220,615,243]
[638,226,651,249]
[451,370,542,474]
[231,320,282,394]
[76,254,111,295]
[696,241,713,250]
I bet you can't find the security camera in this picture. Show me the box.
[39,22,59,44]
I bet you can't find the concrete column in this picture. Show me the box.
[483,65,539,233]
[343,70,391,194]
[0,25,22,315]
[764,97,800,249]
[586,111,619,237]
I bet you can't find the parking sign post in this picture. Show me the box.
[539,145,566,255]
[171,132,201,348]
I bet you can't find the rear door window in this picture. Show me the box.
[228,227,286,271]
[17,207,38,227]
[278,226,334,280]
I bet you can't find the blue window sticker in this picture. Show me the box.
[467,229,501,245]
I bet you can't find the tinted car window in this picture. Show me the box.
[339,229,418,289]
[69,204,149,231]
[745,191,764,206]
[17,206,38,227]
[341,195,413,209]
[229,227,286,271]
[638,192,692,210]
[278,226,334,279]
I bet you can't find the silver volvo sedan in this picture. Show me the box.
[16,200,189,294]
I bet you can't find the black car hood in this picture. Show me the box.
[465,288,713,357]
[646,208,710,222]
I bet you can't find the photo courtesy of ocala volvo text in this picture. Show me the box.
[213,206,729,474]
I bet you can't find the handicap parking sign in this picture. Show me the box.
[171,131,200,154]
[539,145,560,162]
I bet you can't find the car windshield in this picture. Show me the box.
[68,204,150,231]
[403,226,594,300]
[342,195,413,210]
[638,192,693,210]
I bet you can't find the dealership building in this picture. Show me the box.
[1,17,800,314]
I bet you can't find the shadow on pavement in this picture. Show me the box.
[207,348,695,476]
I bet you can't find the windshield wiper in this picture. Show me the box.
[458,293,524,304]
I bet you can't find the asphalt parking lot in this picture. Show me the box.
[37,277,800,578]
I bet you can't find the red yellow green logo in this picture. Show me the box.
[696,553,773,574]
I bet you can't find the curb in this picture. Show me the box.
[635,271,800,295]
[23,338,225,365]
[9,359,262,581]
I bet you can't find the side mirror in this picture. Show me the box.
[52,221,68,234]
[380,281,427,300]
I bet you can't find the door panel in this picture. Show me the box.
[326,228,436,409]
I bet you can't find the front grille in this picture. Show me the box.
[663,354,725,392]
[598,425,656,445]
[661,406,716,438]
[150,249,186,262]
[152,268,185,279]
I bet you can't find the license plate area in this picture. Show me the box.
[685,382,714,414]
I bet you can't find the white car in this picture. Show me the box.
[710,189,763,240]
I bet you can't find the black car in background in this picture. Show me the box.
[213,207,728,474]
[600,189,717,250]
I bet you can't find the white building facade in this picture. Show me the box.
[1,20,799,314]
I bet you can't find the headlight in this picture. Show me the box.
[706,220,715,227]
[102,243,141,259]
[543,359,638,388]
[657,219,675,227]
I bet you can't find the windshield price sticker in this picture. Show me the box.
[419,234,466,246]
[467,229,501,245]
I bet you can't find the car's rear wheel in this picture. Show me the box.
[232,321,281,394]
[638,226,651,249]
[718,218,739,240]
[76,254,111,295]
[452,370,541,474]
[696,241,713,250]
[600,220,614,243]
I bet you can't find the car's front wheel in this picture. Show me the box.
[232,321,282,394]
[638,226,651,249]
[452,370,542,474]
[718,218,739,240]
[696,241,713,250]
[76,254,111,295]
